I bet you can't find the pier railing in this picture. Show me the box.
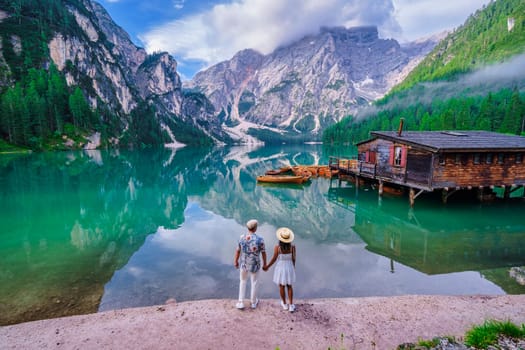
[329,156,358,173]
[329,156,432,190]
[329,156,378,177]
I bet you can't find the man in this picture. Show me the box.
[233,219,267,309]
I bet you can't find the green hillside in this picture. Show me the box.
[0,0,101,150]
[323,0,525,145]
[0,0,212,151]
[392,0,525,94]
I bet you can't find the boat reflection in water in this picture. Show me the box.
[327,185,525,294]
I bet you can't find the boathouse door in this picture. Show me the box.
[405,153,432,185]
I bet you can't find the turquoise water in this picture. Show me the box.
[1,145,524,325]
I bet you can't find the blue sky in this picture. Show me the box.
[99,0,491,80]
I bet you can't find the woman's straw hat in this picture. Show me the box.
[276,227,294,243]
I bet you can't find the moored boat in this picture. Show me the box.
[265,166,292,175]
[256,174,310,184]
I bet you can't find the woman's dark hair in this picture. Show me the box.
[279,241,291,251]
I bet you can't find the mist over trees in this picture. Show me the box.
[322,87,525,145]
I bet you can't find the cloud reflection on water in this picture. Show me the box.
[99,201,504,311]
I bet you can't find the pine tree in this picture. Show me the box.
[500,88,523,134]
[442,109,455,130]
[69,87,89,129]
[46,65,67,133]
[26,81,48,145]
[419,112,431,131]
[1,84,26,144]
[475,93,494,130]
[455,101,472,130]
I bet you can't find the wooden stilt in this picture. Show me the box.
[378,181,384,196]
[409,188,415,207]
[503,185,511,199]
[442,189,448,204]
[477,187,484,202]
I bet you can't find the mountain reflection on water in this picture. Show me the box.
[1,145,524,325]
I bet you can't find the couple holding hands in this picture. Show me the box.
[233,219,297,312]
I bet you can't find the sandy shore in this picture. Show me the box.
[2,295,525,349]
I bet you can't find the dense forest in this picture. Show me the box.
[323,0,525,145]
[322,88,525,144]
[0,0,108,150]
[0,0,177,150]
[1,65,97,149]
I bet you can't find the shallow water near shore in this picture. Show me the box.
[1,145,525,325]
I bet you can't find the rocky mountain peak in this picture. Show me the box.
[187,25,440,142]
[321,25,379,44]
[41,0,228,145]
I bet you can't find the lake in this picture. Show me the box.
[1,145,525,326]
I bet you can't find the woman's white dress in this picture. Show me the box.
[273,249,296,285]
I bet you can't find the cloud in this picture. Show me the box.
[139,0,490,76]
[392,0,491,41]
[173,0,185,10]
[140,0,401,67]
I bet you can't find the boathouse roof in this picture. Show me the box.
[363,131,525,152]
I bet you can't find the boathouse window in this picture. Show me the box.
[365,151,377,164]
[486,153,493,164]
[394,146,402,166]
[497,153,504,164]
[473,153,480,164]
[389,145,406,167]
[454,153,469,165]
[517,153,523,164]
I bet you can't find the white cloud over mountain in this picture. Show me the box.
[138,0,490,76]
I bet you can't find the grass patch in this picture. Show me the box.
[0,139,31,153]
[464,320,525,349]
[396,320,525,349]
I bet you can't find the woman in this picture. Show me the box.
[264,227,296,312]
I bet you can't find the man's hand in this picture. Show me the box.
[233,248,240,269]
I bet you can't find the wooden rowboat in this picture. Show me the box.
[265,166,292,175]
[256,175,310,184]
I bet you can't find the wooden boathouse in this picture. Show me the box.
[329,130,525,206]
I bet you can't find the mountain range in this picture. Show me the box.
[185,26,440,143]
[0,0,518,149]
